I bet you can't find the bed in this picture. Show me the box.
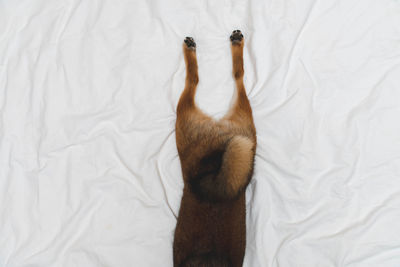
[1,0,400,266]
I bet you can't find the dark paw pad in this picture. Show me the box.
[184,37,196,49]
[230,30,243,44]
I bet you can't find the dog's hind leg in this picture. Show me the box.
[223,30,255,136]
[176,37,215,154]
[177,37,200,117]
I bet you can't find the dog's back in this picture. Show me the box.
[174,31,256,267]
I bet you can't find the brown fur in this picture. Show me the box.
[174,31,256,267]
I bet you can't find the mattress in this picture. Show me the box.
[1,0,400,266]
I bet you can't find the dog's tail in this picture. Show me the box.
[180,253,232,267]
[190,135,255,202]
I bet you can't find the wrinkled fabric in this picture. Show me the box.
[1,0,400,266]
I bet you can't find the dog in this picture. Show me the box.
[173,30,256,267]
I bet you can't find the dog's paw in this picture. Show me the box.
[184,37,196,50]
[230,30,243,45]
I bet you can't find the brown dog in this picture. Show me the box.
[173,30,256,267]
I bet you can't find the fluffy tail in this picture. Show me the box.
[189,135,255,202]
[180,253,232,267]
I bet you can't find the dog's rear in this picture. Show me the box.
[189,135,255,202]
[174,31,256,267]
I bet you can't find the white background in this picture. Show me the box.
[1,0,400,266]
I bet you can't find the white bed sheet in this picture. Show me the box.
[1,0,400,266]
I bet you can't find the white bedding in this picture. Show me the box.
[1,0,400,266]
